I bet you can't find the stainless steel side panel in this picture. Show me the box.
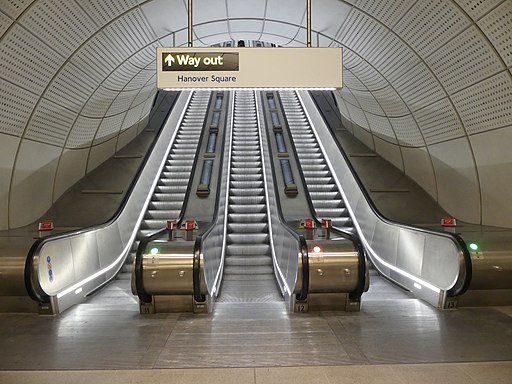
[30,92,193,313]
[297,91,465,307]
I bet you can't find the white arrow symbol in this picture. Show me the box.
[164,54,175,66]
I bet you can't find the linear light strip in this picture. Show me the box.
[55,92,194,300]
[295,91,442,294]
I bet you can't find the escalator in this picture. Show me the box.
[279,91,355,235]
[125,91,211,269]
[218,90,280,303]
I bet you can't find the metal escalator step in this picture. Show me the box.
[228,213,267,223]
[228,204,266,214]
[224,255,272,267]
[141,219,167,229]
[226,244,270,256]
[230,173,263,181]
[308,191,341,199]
[312,200,343,208]
[229,188,264,196]
[230,180,263,189]
[153,193,186,201]
[227,233,269,244]
[155,185,187,193]
[227,223,268,233]
[307,184,338,192]
[229,196,265,204]
[314,207,347,217]
[330,217,353,227]
[223,265,274,275]
[146,210,182,220]
[149,201,182,210]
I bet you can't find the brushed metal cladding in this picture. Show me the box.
[293,90,467,307]
[29,92,193,313]
[142,244,194,295]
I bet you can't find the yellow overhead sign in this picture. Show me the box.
[156,47,342,89]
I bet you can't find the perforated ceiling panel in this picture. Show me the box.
[343,71,367,91]
[0,10,13,36]
[394,0,471,57]
[339,87,361,108]
[427,25,504,95]
[349,59,389,91]
[336,9,388,57]
[66,116,101,149]
[478,1,512,67]
[125,69,155,91]
[103,61,141,91]
[364,113,396,143]
[371,86,410,117]
[122,103,145,131]
[130,81,156,108]
[393,62,446,111]
[126,43,159,69]
[345,104,370,130]
[44,63,98,113]
[452,71,512,135]
[356,0,417,28]
[454,0,503,21]
[413,98,466,145]
[389,115,425,147]
[0,78,39,137]
[0,24,64,95]
[364,31,420,83]
[79,0,140,27]
[351,90,385,115]
[82,87,120,118]
[94,114,125,142]
[106,89,140,117]
[25,99,77,146]
[71,31,125,79]
[0,0,35,19]
[18,0,96,57]
[106,9,156,52]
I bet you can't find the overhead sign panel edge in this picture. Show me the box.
[156,47,342,89]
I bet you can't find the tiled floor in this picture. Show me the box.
[0,275,511,382]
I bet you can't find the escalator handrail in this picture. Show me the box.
[309,91,472,297]
[24,91,180,303]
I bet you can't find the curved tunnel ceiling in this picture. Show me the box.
[0,0,511,229]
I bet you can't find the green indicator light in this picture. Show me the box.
[150,247,159,255]
[469,243,479,251]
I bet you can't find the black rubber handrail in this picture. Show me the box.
[309,91,472,297]
[25,91,180,303]
[135,91,216,303]
[275,91,367,300]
